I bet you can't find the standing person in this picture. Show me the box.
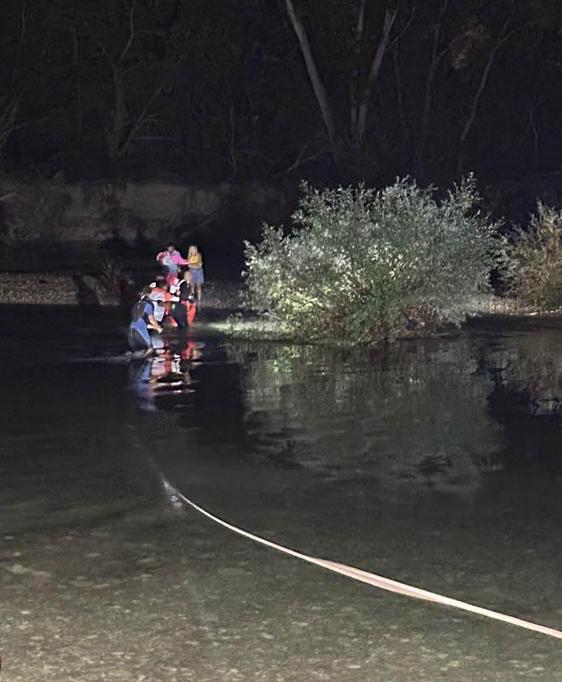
[128,287,163,355]
[173,268,197,327]
[156,243,187,287]
[187,244,204,302]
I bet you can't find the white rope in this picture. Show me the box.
[163,479,562,641]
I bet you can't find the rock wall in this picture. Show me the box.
[0,178,293,248]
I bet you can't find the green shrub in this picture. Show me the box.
[508,203,562,310]
[242,177,502,344]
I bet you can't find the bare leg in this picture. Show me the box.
[196,284,202,301]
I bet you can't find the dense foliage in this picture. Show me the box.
[508,203,562,309]
[242,178,502,344]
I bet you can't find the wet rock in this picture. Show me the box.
[4,563,51,580]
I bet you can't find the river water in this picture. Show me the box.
[1,306,561,681]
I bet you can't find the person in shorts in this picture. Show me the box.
[187,244,204,301]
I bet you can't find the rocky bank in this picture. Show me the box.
[0,178,292,249]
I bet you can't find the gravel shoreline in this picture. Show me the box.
[0,273,82,305]
[0,272,241,309]
[2,275,558,330]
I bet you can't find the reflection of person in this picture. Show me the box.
[187,245,204,301]
[129,347,192,411]
[156,243,188,287]
[128,287,163,354]
[128,359,157,411]
[181,338,203,362]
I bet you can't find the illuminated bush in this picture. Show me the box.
[242,177,501,344]
[508,203,562,310]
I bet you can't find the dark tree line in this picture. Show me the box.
[1,0,562,185]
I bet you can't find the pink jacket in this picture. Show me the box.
[156,249,188,270]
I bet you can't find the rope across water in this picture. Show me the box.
[162,478,562,642]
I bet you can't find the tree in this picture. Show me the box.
[78,0,188,161]
[0,0,561,187]
[284,0,399,174]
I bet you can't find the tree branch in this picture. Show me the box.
[419,0,449,166]
[284,0,338,158]
[117,77,168,158]
[350,0,367,135]
[120,0,139,63]
[459,17,514,148]
[11,0,27,85]
[457,16,520,175]
[273,132,325,177]
[354,7,397,145]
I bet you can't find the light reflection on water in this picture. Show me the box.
[1,313,560,527]
[171,329,561,496]
[127,337,203,412]
[1,310,562,679]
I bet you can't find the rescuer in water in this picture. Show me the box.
[172,268,197,328]
[128,286,163,355]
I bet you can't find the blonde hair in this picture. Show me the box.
[188,245,199,257]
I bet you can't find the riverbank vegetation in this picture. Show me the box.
[507,203,562,311]
[239,178,503,344]
[236,178,561,345]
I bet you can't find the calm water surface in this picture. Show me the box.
[1,306,561,681]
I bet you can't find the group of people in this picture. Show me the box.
[156,243,204,301]
[127,243,204,355]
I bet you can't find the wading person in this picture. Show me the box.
[172,268,197,328]
[128,287,163,355]
[187,244,204,302]
[156,243,188,287]
[149,276,175,327]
